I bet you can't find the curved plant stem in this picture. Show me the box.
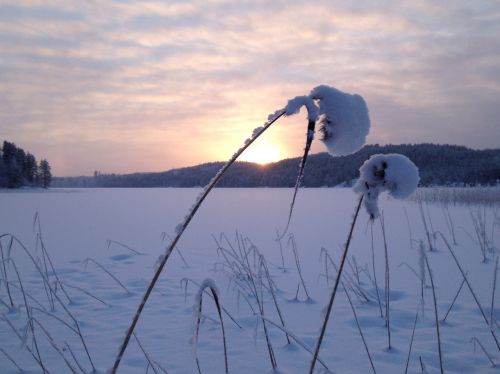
[491,256,498,326]
[259,316,331,372]
[404,310,419,374]
[380,214,391,349]
[134,333,159,374]
[83,258,130,294]
[107,239,143,255]
[180,277,242,329]
[280,119,316,239]
[442,274,466,322]
[0,241,14,308]
[2,313,49,373]
[438,231,500,351]
[193,282,228,374]
[343,283,376,374]
[370,222,383,318]
[288,234,311,301]
[424,255,444,373]
[260,255,291,344]
[309,194,363,374]
[111,112,285,373]
[0,347,23,372]
[471,336,496,367]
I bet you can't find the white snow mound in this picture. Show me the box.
[353,153,419,218]
[310,85,370,156]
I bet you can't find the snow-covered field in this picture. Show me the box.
[0,188,499,373]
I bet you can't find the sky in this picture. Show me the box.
[1,0,499,176]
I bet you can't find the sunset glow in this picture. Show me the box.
[240,140,282,165]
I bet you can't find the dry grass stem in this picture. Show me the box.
[404,310,419,374]
[424,255,444,373]
[309,195,363,374]
[438,232,500,351]
[343,283,377,374]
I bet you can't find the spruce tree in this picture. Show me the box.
[0,152,7,188]
[0,141,50,188]
[39,159,52,188]
[24,153,38,185]
[2,141,22,187]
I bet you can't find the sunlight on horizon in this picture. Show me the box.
[239,139,282,165]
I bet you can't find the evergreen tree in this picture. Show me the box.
[39,159,52,188]
[14,148,27,184]
[2,141,23,187]
[0,140,50,189]
[24,153,38,184]
[2,141,16,164]
[0,154,7,188]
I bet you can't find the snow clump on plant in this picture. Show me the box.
[353,153,419,219]
[268,86,370,158]
[283,96,318,121]
[310,85,370,156]
[267,95,318,123]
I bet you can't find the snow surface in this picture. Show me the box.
[0,188,499,373]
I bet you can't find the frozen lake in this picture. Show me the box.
[0,188,371,267]
[0,188,499,373]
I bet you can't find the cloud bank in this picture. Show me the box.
[1,0,499,175]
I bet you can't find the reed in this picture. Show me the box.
[404,310,419,374]
[259,254,291,344]
[343,283,376,374]
[0,240,14,309]
[424,255,444,373]
[134,333,159,374]
[2,313,49,373]
[471,336,496,368]
[442,275,467,323]
[491,257,498,326]
[438,231,500,351]
[280,119,316,238]
[309,195,363,374]
[192,279,228,374]
[83,258,131,295]
[370,222,383,318]
[288,234,311,301]
[0,347,23,372]
[31,316,78,373]
[260,315,331,372]
[380,214,391,349]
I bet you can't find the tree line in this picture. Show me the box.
[0,141,52,188]
[52,143,500,188]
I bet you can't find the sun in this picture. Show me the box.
[240,139,282,164]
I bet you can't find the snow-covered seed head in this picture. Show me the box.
[268,95,319,123]
[283,95,318,121]
[310,85,370,156]
[353,153,420,219]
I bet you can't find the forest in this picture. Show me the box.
[0,141,52,188]
[53,143,500,188]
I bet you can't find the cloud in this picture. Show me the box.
[1,0,499,175]
[0,3,83,22]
